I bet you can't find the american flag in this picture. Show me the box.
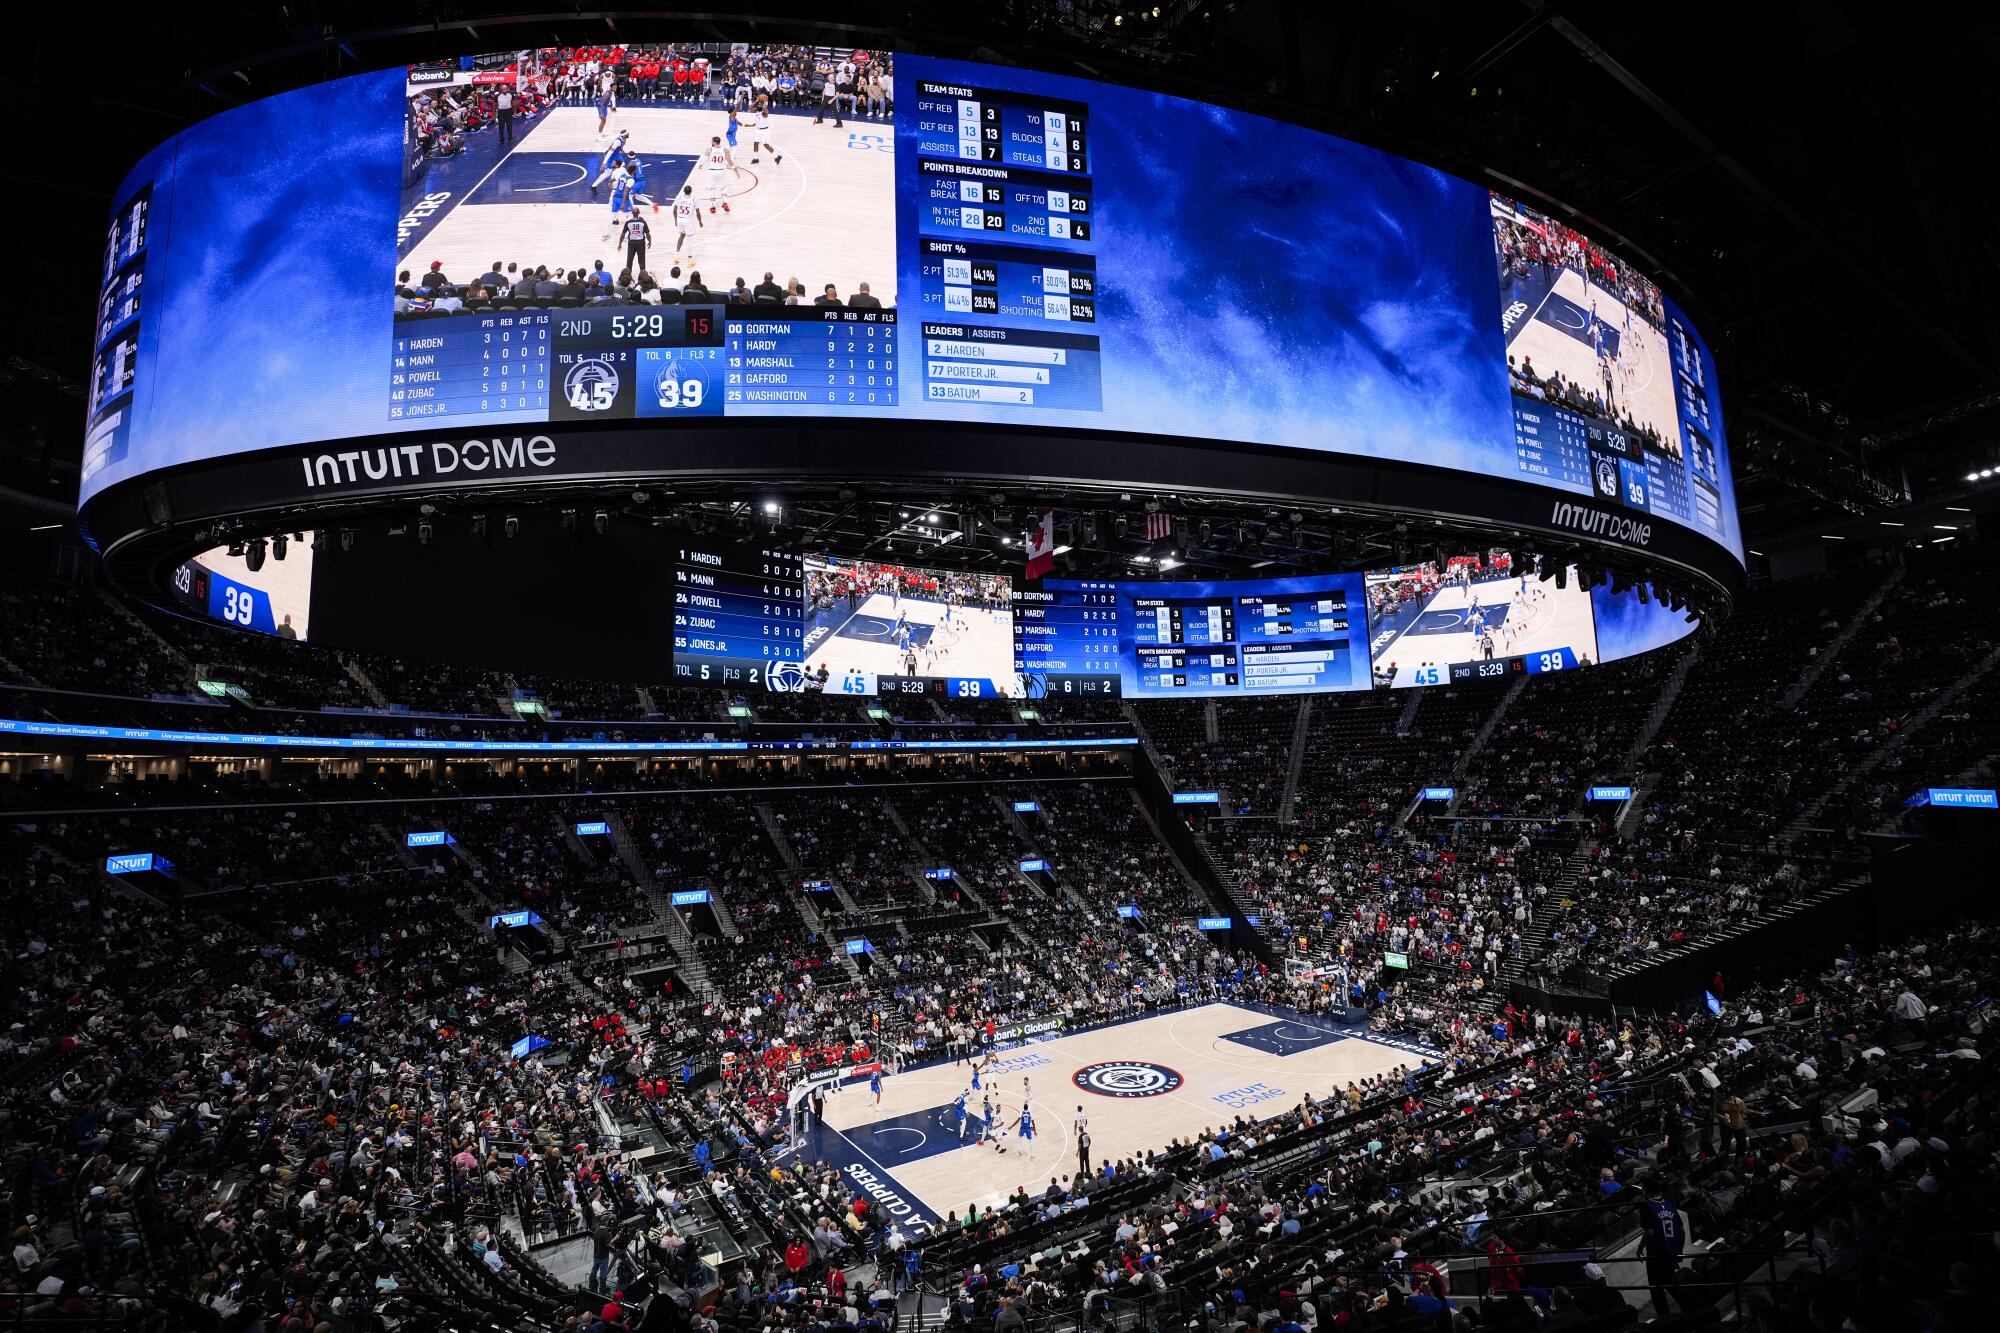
[1144,512,1174,541]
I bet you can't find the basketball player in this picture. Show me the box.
[603,169,634,242]
[869,1067,883,1107]
[749,94,782,165]
[601,67,618,114]
[703,135,735,213]
[725,107,743,161]
[591,130,633,196]
[628,156,658,212]
[671,186,703,267]
[981,1093,1004,1152]
[1073,1106,1088,1137]
[595,81,613,135]
[1017,1105,1035,1144]
[953,1089,970,1140]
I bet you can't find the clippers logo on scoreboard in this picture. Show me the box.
[1073,1061,1185,1098]
[563,357,622,412]
[766,661,810,693]
[1593,455,1620,500]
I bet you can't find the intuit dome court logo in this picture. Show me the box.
[1073,1061,1184,1098]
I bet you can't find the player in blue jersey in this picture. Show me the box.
[1637,1188,1685,1318]
[591,130,632,197]
[1016,1105,1035,1143]
[725,107,742,156]
[603,171,635,241]
[869,1068,883,1107]
[627,156,658,213]
[596,85,612,135]
[953,1090,970,1140]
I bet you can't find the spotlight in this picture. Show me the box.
[271,533,288,561]
[1554,564,1567,590]
[1114,515,1128,539]
[763,500,780,515]
[558,509,578,534]
[311,530,327,553]
[593,509,610,534]
[504,515,519,539]
[226,540,246,557]
[1637,582,1650,604]
[245,539,266,572]
[417,519,433,545]
[470,514,488,543]
[338,529,355,553]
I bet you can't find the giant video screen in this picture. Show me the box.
[83,39,1741,566]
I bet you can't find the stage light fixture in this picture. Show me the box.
[504,515,519,539]
[338,529,355,553]
[271,534,288,561]
[417,519,433,545]
[245,539,266,572]
[593,510,610,534]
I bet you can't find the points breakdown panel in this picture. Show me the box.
[907,79,1102,413]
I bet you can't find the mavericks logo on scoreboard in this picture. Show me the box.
[564,357,622,413]
[1073,1061,1184,1098]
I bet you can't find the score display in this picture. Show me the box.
[86,42,1742,580]
[670,541,804,689]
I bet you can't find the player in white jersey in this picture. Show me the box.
[671,186,703,267]
[601,68,618,113]
[591,131,633,195]
[703,136,734,213]
[749,95,782,165]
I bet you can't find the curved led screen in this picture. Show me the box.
[83,41,1740,565]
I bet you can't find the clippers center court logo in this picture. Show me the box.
[563,356,621,412]
[1073,1061,1184,1099]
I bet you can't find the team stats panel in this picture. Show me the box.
[906,78,1102,414]
[1021,574,1371,699]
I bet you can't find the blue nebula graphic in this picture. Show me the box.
[1591,583,1697,663]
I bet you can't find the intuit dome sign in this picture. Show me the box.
[298,437,558,490]
[1548,502,1653,548]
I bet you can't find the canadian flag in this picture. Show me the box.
[1024,507,1056,579]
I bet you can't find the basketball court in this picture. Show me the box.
[196,546,316,640]
[803,591,1019,695]
[1371,570,1598,684]
[1496,228,1681,462]
[796,1002,1434,1231]
[400,103,897,303]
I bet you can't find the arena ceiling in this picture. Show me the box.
[11,1,1997,542]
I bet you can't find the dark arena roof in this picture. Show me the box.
[3,7,1998,1333]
